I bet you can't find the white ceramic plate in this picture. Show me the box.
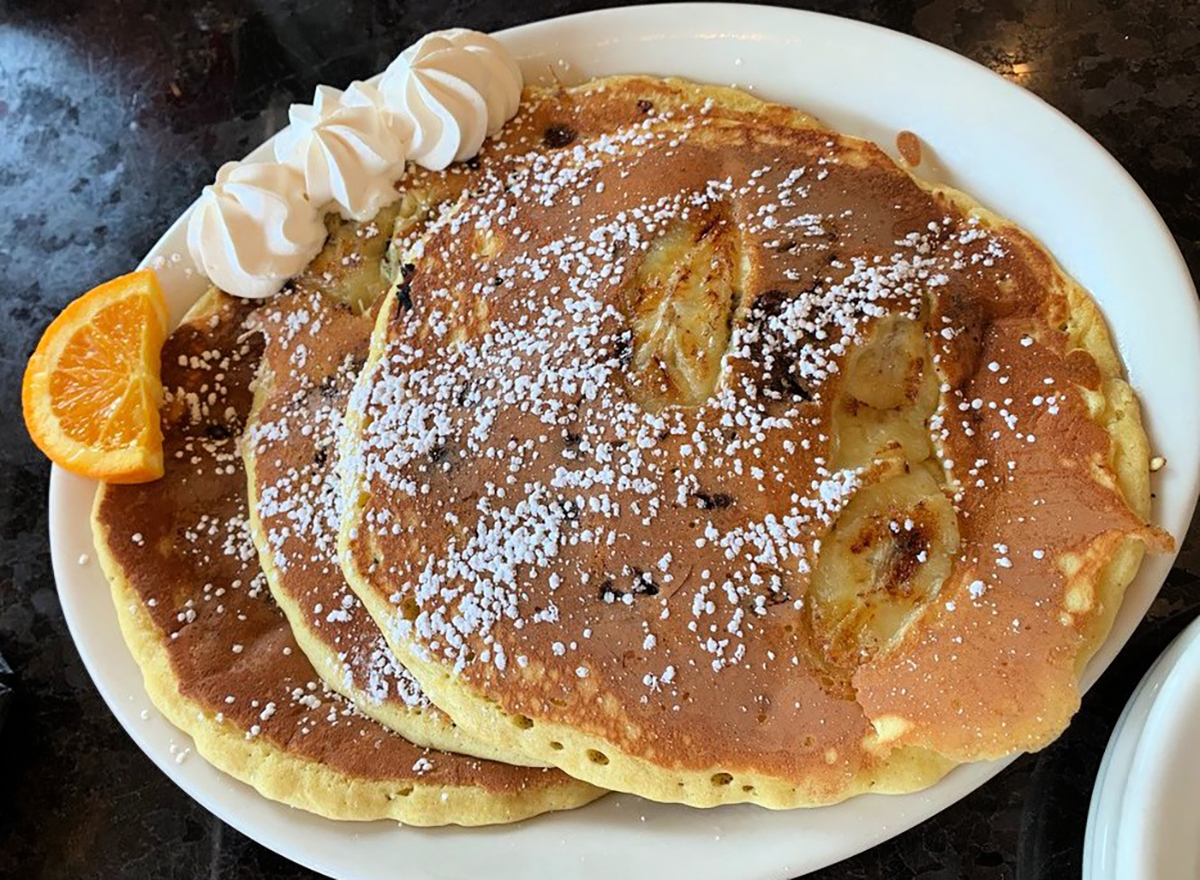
[49,5,1200,879]
[1085,616,1200,880]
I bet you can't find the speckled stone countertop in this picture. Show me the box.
[0,1,1196,877]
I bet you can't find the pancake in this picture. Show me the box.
[244,285,544,765]
[338,75,1171,808]
[238,79,766,762]
[239,148,542,763]
[92,79,789,818]
[92,275,602,822]
[91,79,752,820]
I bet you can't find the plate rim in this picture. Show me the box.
[49,4,1200,879]
[1083,616,1200,880]
[1118,617,1200,878]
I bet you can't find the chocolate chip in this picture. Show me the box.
[600,568,660,602]
[753,288,791,315]
[746,288,818,403]
[394,282,414,314]
[543,124,577,148]
[611,334,632,369]
[636,99,654,114]
[319,373,338,399]
[630,568,660,596]
[454,379,474,407]
[598,577,618,602]
[391,262,417,314]
[693,491,735,510]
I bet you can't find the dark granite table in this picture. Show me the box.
[0,1,1196,877]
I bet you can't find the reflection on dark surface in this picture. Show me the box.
[0,1,1196,878]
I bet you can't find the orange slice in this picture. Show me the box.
[22,269,169,483]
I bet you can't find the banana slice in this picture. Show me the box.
[291,201,404,313]
[808,462,960,668]
[830,313,938,468]
[841,313,926,409]
[625,206,740,408]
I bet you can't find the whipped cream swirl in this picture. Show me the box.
[343,79,413,145]
[186,161,327,300]
[379,29,524,170]
[189,28,522,299]
[274,85,409,222]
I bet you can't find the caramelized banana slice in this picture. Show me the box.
[830,314,938,468]
[830,389,937,469]
[625,205,740,408]
[292,202,403,312]
[841,313,926,409]
[808,462,960,667]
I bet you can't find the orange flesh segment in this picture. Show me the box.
[22,269,168,483]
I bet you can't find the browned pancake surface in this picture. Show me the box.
[247,294,426,710]
[341,77,1166,805]
[92,290,600,820]
[243,288,542,764]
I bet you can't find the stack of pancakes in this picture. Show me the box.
[92,76,1169,824]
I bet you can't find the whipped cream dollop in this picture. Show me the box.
[274,85,409,221]
[188,28,522,298]
[186,161,327,300]
[378,29,524,170]
[343,79,413,144]
[438,29,523,133]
